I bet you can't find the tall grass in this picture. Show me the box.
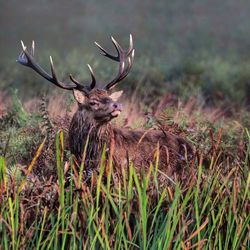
[0,130,249,249]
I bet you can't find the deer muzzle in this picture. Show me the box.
[110,102,122,117]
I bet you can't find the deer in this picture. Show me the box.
[17,35,193,184]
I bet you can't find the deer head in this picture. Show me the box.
[17,35,135,125]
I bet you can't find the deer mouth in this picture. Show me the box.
[111,110,121,117]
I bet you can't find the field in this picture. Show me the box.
[0,1,250,249]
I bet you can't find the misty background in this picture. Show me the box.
[1,0,250,106]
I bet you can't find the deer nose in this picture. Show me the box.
[113,102,122,110]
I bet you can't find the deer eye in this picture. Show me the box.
[89,100,99,106]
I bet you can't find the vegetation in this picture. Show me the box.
[1,1,250,248]
[0,129,249,249]
[0,90,249,249]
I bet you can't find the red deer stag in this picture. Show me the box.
[17,35,193,183]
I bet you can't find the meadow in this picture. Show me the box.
[0,76,249,248]
[0,1,250,249]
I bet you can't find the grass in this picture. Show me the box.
[1,1,250,247]
[0,85,249,249]
[0,127,249,249]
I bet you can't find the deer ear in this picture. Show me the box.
[109,90,123,101]
[73,89,86,103]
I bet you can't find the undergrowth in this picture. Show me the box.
[0,90,42,164]
[0,129,249,249]
[0,91,249,249]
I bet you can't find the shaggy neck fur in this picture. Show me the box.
[69,108,112,168]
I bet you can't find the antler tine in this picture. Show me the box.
[87,64,96,89]
[111,36,123,56]
[21,40,26,51]
[105,49,135,90]
[49,56,60,84]
[48,55,81,90]
[69,64,96,90]
[49,55,84,90]
[31,40,35,56]
[103,35,135,90]
[69,74,89,91]
[95,40,119,62]
[118,49,135,80]
[127,34,133,56]
[69,74,80,85]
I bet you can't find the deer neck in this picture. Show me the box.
[69,109,112,162]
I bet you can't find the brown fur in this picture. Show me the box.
[69,89,193,183]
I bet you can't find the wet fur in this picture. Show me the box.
[69,103,193,182]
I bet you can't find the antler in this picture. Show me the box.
[95,34,135,90]
[17,36,134,92]
[17,41,96,91]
